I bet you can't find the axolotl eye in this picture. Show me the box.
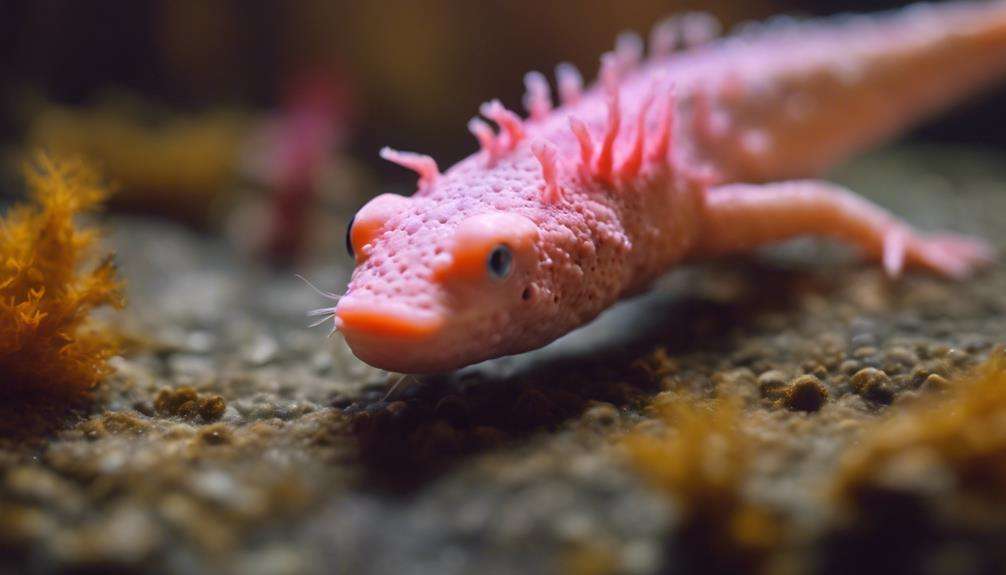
[432,212,538,289]
[345,213,356,258]
[487,244,513,280]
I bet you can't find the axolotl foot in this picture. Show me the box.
[886,230,997,280]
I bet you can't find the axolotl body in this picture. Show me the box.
[314,2,1005,373]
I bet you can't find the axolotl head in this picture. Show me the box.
[313,53,662,372]
[328,178,556,373]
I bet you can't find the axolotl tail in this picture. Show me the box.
[694,1,1006,182]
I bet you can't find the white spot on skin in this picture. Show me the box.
[741,130,771,157]
[431,252,453,275]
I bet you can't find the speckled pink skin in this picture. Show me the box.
[321,2,1006,373]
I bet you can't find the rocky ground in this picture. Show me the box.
[1,145,1005,575]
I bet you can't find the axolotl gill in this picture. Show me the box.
[310,1,1006,374]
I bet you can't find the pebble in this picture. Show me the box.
[198,424,232,445]
[946,348,970,367]
[783,375,829,412]
[839,359,862,375]
[757,370,788,400]
[850,333,877,349]
[852,346,878,359]
[885,346,918,370]
[244,335,279,366]
[922,373,951,392]
[848,366,896,404]
[850,367,890,394]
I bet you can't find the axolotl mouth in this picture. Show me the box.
[335,300,444,342]
[332,299,449,373]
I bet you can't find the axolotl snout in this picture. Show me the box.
[315,2,1006,373]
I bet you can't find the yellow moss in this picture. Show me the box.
[622,394,779,570]
[836,349,1006,500]
[0,155,123,395]
[624,396,747,509]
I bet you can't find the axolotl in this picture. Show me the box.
[311,1,1005,373]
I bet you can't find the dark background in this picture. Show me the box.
[2,0,1004,187]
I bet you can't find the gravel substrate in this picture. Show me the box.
[1,145,1005,575]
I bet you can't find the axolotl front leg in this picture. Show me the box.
[694,180,996,278]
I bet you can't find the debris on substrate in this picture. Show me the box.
[1,145,1005,574]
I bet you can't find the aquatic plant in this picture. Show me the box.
[622,394,778,572]
[821,350,1006,571]
[0,155,123,395]
[26,101,245,226]
[836,348,1006,500]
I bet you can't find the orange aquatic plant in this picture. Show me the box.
[623,396,749,512]
[622,395,779,572]
[837,348,1006,500]
[0,155,123,395]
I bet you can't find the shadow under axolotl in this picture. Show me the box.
[341,260,831,491]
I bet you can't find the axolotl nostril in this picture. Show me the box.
[309,2,1004,374]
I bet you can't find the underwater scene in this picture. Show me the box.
[2,1,1006,573]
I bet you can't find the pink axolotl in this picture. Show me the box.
[310,1,1005,374]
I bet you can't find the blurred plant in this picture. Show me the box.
[836,348,1006,501]
[825,349,1006,571]
[24,98,247,227]
[0,155,123,396]
[622,394,780,572]
[244,72,354,265]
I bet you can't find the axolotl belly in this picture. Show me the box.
[311,2,1006,373]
